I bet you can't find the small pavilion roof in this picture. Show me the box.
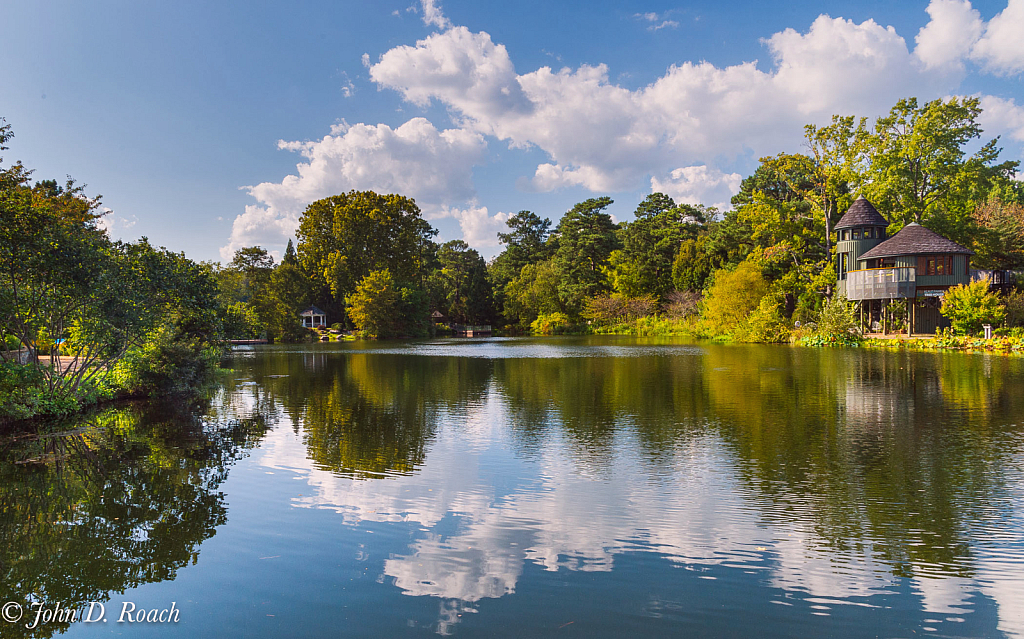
[858,223,974,260]
[299,305,326,316]
[835,196,889,230]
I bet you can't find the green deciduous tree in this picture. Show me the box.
[971,196,1024,270]
[699,260,769,337]
[296,191,436,314]
[490,211,552,323]
[672,236,716,292]
[803,118,858,254]
[1,120,225,416]
[347,269,413,339]
[267,262,313,342]
[941,280,1006,336]
[860,97,1018,243]
[504,260,563,327]
[222,302,263,340]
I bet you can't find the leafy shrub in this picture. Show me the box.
[0,361,113,421]
[802,294,862,346]
[222,302,263,340]
[110,324,222,396]
[741,293,791,343]
[530,312,573,335]
[347,269,401,338]
[1006,290,1024,328]
[699,260,768,338]
[941,280,1006,335]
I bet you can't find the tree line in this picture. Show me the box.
[5,92,1022,422]
[218,96,1022,341]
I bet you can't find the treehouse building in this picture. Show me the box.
[835,196,974,335]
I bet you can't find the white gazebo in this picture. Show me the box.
[299,305,327,328]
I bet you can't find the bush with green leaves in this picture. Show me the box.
[1006,290,1024,328]
[530,312,574,335]
[222,302,263,340]
[740,293,791,343]
[803,294,862,346]
[347,269,430,339]
[698,260,769,338]
[941,280,1006,336]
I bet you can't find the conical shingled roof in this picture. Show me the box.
[859,223,974,260]
[835,195,889,229]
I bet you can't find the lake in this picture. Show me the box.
[3,336,1024,638]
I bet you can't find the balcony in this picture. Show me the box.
[845,267,916,301]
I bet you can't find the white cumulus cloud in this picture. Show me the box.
[226,0,1024,258]
[914,0,983,72]
[440,206,510,249]
[650,166,743,211]
[420,0,451,30]
[912,0,1024,76]
[979,95,1024,142]
[220,118,486,261]
[369,15,954,197]
[971,0,1024,75]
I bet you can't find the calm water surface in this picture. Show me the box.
[3,336,1024,638]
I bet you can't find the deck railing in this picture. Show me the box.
[845,267,916,301]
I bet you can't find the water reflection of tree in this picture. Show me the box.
[0,402,267,639]
[493,350,712,471]
[493,342,1024,579]
[236,350,492,478]
[699,346,1024,577]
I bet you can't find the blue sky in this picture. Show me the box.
[2,0,1022,262]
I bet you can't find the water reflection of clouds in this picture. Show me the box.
[254,383,1024,637]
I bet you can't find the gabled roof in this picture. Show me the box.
[299,305,326,316]
[835,195,889,230]
[858,223,974,260]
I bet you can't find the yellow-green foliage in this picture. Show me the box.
[530,312,573,335]
[1006,289,1024,328]
[504,260,562,326]
[941,280,1006,335]
[603,250,647,298]
[347,269,400,338]
[740,293,792,343]
[699,260,769,338]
